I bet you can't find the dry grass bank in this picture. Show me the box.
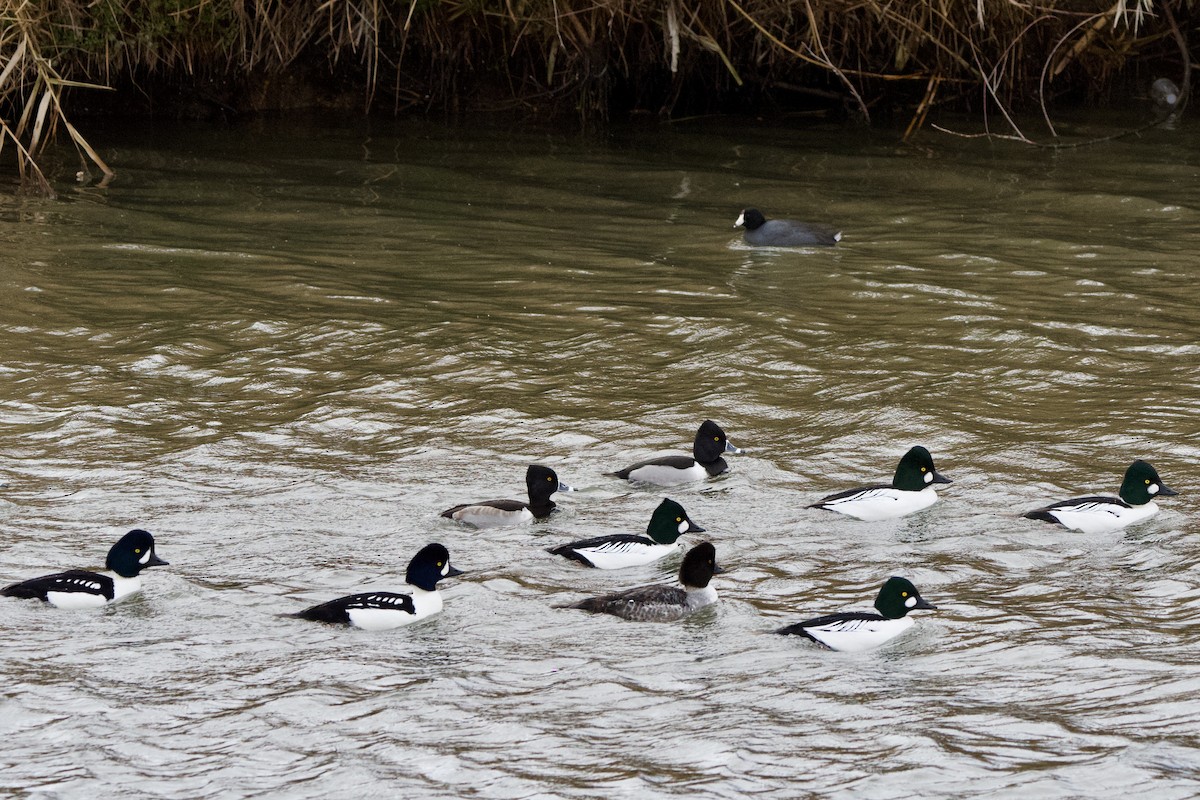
[0,0,1193,192]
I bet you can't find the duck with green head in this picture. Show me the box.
[808,446,952,521]
[548,498,705,569]
[776,577,937,652]
[1023,459,1177,534]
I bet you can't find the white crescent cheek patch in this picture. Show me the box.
[905,596,918,609]
[1149,484,1160,495]
[677,521,688,534]
[138,549,152,565]
[924,472,933,484]
[735,213,745,227]
[441,563,450,576]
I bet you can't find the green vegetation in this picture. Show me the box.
[0,0,1193,193]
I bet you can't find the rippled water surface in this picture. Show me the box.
[2,116,1200,798]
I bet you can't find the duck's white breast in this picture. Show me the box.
[110,576,144,602]
[684,585,719,612]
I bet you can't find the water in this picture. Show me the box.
[2,115,1200,798]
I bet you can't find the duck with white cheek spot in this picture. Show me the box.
[1023,459,1177,534]
[808,446,952,521]
[548,498,705,570]
[776,577,937,652]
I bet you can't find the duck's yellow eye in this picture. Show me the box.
[134,548,142,554]
[437,562,443,567]
[713,436,720,441]
[547,476,553,482]
[1145,479,1151,485]
[921,467,927,473]
[901,591,909,597]
[676,517,683,523]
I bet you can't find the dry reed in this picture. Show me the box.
[0,0,1192,192]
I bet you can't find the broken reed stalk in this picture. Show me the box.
[0,0,1193,194]
[1,0,114,195]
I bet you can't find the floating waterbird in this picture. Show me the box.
[442,464,573,528]
[735,208,842,247]
[558,541,723,622]
[548,498,704,569]
[1022,460,1177,534]
[776,577,937,652]
[2,529,169,608]
[808,446,952,521]
[291,543,463,631]
[611,420,742,486]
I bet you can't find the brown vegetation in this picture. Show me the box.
[0,0,1193,192]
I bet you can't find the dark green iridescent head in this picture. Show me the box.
[892,446,952,491]
[874,576,937,619]
[1118,459,1177,505]
[646,498,705,544]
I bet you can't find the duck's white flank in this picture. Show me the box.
[625,463,707,486]
[803,616,916,653]
[1042,499,1159,534]
[449,505,534,528]
[822,486,939,521]
[576,541,681,570]
[346,588,443,632]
